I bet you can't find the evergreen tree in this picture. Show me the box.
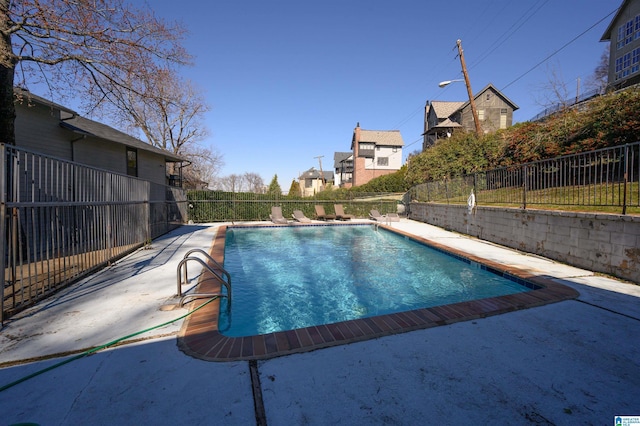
[287,179,301,198]
[267,174,282,196]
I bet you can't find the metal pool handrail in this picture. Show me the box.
[176,249,232,308]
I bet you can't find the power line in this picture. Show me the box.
[501,7,618,91]
[469,0,548,70]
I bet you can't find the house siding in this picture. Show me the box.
[460,88,514,133]
[14,92,181,188]
[605,0,640,89]
[15,102,73,159]
[351,125,404,187]
[73,137,127,174]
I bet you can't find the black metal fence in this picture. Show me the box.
[529,87,604,122]
[1,144,188,322]
[186,191,403,222]
[407,142,640,214]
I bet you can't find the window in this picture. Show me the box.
[485,93,491,100]
[500,115,507,129]
[478,109,485,120]
[305,179,312,188]
[126,147,137,177]
[358,142,375,158]
[500,108,508,114]
[618,16,640,48]
[377,157,388,166]
[618,25,625,49]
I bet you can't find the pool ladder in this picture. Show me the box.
[176,249,232,308]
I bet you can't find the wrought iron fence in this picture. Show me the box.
[186,191,403,222]
[408,142,640,214]
[1,144,187,322]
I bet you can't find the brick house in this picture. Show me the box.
[350,123,404,187]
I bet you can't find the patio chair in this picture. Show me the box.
[269,206,288,224]
[292,210,311,223]
[334,204,354,221]
[314,205,336,221]
[369,209,385,221]
[369,209,400,222]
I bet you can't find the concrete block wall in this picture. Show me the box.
[409,202,640,284]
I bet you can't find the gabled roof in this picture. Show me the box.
[15,88,184,162]
[299,167,334,181]
[433,118,463,128]
[333,152,353,168]
[429,101,465,119]
[600,0,628,41]
[60,115,184,162]
[459,83,519,111]
[14,87,77,115]
[359,129,404,146]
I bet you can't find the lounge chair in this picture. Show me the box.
[292,210,311,223]
[369,209,385,221]
[334,204,354,221]
[269,206,288,224]
[369,209,400,222]
[314,205,336,221]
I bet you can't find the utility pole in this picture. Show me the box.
[314,155,326,187]
[456,39,482,137]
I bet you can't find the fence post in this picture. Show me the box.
[522,165,527,209]
[445,176,449,204]
[0,144,5,325]
[473,173,478,205]
[622,144,629,215]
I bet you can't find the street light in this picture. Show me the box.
[438,79,464,88]
[439,39,482,137]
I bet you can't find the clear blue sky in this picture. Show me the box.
[144,0,619,189]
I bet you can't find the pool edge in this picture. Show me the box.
[177,223,579,362]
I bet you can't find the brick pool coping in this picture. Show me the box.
[177,223,579,362]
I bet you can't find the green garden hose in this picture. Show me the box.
[0,296,218,393]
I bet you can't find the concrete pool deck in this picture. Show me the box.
[1,219,639,424]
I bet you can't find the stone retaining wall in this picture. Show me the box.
[408,203,640,284]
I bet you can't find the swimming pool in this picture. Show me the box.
[218,224,535,337]
[177,222,578,361]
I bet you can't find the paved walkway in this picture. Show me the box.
[1,220,639,425]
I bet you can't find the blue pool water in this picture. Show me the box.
[218,225,532,337]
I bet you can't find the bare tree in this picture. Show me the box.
[181,144,224,189]
[585,45,609,93]
[102,68,223,185]
[109,69,208,154]
[213,174,243,192]
[245,173,265,193]
[1,0,188,145]
[534,63,571,109]
[210,172,265,193]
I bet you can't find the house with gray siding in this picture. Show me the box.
[422,83,518,150]
[333,151,353,188]
[600,0,640,90]
[14,88,185,187]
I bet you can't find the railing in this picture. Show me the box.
[1,144,187,323]
[176,248,231,308]
[186,191,403,223]
[530,87,605,122]
[408,142,640,215]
